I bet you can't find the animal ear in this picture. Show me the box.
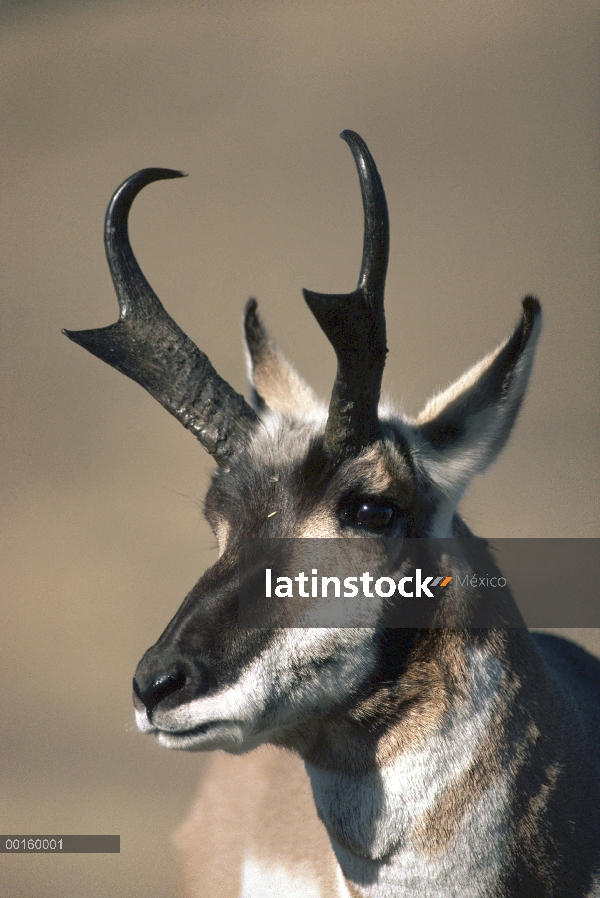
[413,298,542,497]
[243,299,320,415]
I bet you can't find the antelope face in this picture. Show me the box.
[64,131,541,757]
[132,422,416,752]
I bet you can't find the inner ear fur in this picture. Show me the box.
[413,298,542,484]
[243,299,321,416]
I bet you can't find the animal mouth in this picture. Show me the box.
[165,721,215,738]
[154,719,245,751]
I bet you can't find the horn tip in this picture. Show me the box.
[302,288,324,315]
[62,326,116,354]
[145,168,188,182]
[62,327,79,342]
[62,327,96,349]
[340,129,363,150]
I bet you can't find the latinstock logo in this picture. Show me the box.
[265,568,454,600]
[239,537,600,629]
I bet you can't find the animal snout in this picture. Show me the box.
[133,651,210,719]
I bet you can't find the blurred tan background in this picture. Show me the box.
[0,1,598,895]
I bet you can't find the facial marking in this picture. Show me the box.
[147,628,379,751]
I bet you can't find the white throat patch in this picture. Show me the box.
[305,646,506,895]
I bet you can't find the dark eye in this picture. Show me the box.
[339,497,400,532]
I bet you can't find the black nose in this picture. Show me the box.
[133,669,186,717]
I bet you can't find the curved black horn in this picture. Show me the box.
[303,131,389,459]
[63,168,257,466]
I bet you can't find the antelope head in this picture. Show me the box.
[64,132,541,758]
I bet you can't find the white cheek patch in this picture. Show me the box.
[154,627,378,741]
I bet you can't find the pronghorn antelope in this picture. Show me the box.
[65,132,600,898]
